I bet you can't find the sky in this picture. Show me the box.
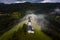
[0,0,60,4]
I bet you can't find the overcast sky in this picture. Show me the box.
[0,0,60,4]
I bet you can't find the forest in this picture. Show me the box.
[0,3,60,40]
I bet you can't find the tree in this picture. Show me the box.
[22,24,28,34]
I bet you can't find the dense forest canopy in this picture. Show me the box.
[0,3,60,13]
[0,3,60,40]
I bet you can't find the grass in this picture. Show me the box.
[14,29,52,40]
[0,20,52,40]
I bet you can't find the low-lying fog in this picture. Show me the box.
[21,10,47,30]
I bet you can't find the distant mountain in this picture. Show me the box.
[0,3,60,13]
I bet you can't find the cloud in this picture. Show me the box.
[0,0,16,4]
[0,0,60,4]
[23,0,43,3]
[41,0,60,3]
[14,1,26,3]
[0,0,26,4]
[0,0,43,4]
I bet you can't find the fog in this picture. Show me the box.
[21,10,47,30]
